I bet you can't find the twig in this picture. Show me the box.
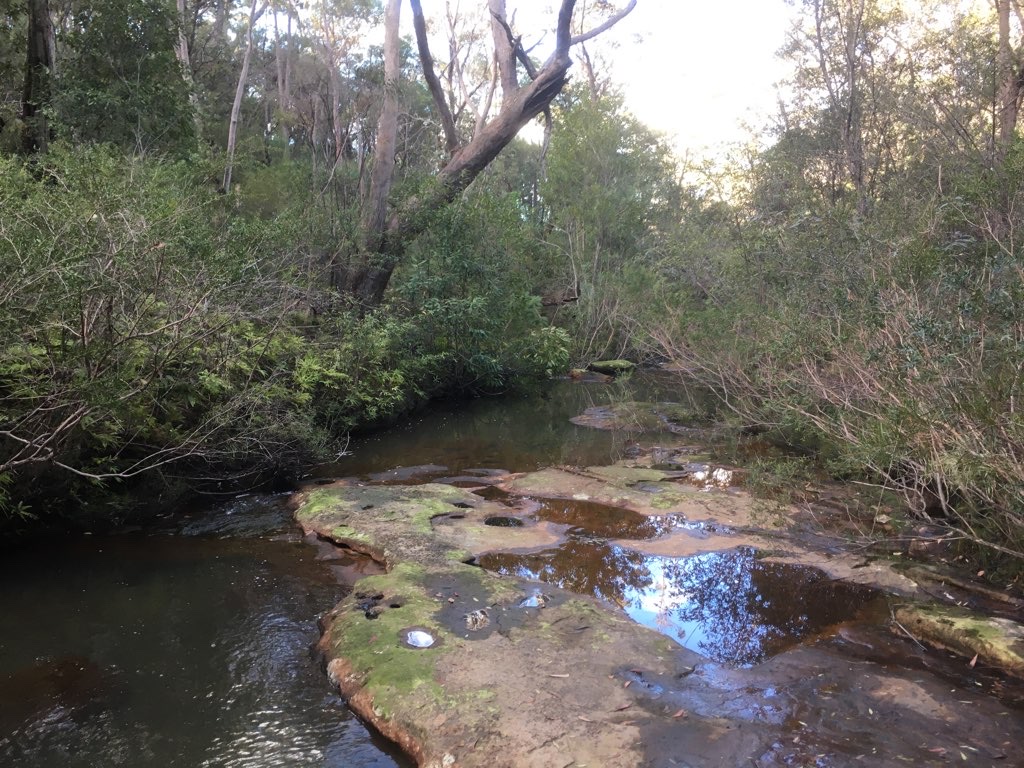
[890,608,926,649]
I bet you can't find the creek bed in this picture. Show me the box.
[6,373,1023,766]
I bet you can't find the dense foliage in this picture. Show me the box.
[629,0,1024,566]
[1,0,1022,571]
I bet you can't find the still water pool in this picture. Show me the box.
[0,496,406,767]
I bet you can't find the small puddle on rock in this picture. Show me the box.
[484,516,525,527]
[528,498,675,539]
[480,544,886,666]
[471,485,513,503]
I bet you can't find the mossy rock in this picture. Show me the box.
[587,359,636,375]
[317,554,692,767]
[893,603,1024,677]
[295,483,493,567]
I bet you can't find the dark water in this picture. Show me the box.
[319,374,694,478]
[0,496,405,768]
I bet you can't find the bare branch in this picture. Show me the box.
[475,49,499,136]
[411,0,461,153]
[569,0,636,46]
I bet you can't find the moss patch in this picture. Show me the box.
[585,464,670,486]
[588,359,636,375]
[893,603,1024,677]
[330,524,371,544]
[295,487,350,525]
[324,563,462,722]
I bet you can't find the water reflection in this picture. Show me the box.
[318,375,694,478]
[529,498,676,539]
[0,500,407,768]
[480,545,884,666]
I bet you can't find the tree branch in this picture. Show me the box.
[491,9,540,80]
[411,0,460,154]
[569,0,636,46]
[555,0,574,56]
[488,0,520,95]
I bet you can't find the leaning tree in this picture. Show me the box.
[339,0,637,305]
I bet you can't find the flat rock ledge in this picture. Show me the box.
[293,471,1024,767]
[295,483,699,768]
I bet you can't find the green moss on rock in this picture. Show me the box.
[588,359,636,375]
[893,603,1024,677]
[327,564,448,710]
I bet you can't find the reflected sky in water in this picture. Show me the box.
[481,545,885,666]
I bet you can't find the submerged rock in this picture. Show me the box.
[568,367,613,383]
[570,401,710,436]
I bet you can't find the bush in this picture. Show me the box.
[0,146,571,528]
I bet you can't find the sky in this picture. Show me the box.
[587,1,798,157]
[391,1,801,160]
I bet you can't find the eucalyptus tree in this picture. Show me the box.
[22,0,54,153]
[541,87,678,358]
[303,0,376,166]
[223,0,266,192]
[54,0,196,154]
[778,0,911,215]
[339,0,638,305]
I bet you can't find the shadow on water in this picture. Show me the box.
[480,545,887,667]
[0,495,409,768]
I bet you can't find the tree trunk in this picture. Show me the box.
[996,0,1022,163]
[273,6,292,159]
[175,0,203,140]
[360,0,401,250]
[328,45,344,161]
[223,0,267,193]
[343,0,636,306]
[22,0,55,154]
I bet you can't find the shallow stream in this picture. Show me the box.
[0,497,404,767]
[3,373,1021,765]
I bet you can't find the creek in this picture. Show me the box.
[0,498,405,767]
[2,372,1021,766]
[0,376,658,766]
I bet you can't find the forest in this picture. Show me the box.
[1,0,1022,573]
